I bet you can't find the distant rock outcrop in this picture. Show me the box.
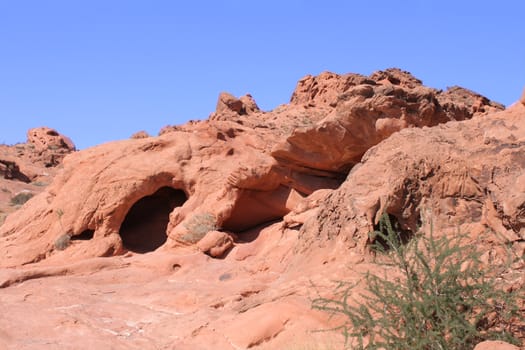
[130,130,150,139]
[27,127,75,154]
[1,127,75,180]
[0,127,75,226]
[209,92,261,121]
[274,68,503,173]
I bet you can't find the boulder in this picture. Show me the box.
[130,130,150,139]
[209,92,260,121]
[196,230,234,258]
[474,340,520,350]
[27,127,75,152]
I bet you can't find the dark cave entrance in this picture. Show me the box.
[119,187,187,253]
[71,229,95,241]
[371,213,417,252]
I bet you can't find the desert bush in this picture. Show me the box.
[312,214,523,350]
[54,233,71,250]
[182,212,217,243]
[9,191,34,206]
[55,233,71,250]
[0,212,7,226]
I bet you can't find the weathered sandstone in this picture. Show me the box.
[0,70,522,349]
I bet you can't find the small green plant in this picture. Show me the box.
[182,213,217,243]
[55,208,66,231]
[312,214,524,350]
[31,181,48,187]
[54,233,71,250]
[9,191,34,206]
[53,208,71,250]
[0,212,7,226]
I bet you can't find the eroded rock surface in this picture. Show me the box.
[0,127,75,227]
[305,103,525,254]
[274,68,503,173]
[0,70,522,349]
[1,69,503,267]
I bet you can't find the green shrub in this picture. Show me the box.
[54,233,71,251]
[9,191,34,206]
[312,214,523,350]
[0,212,7,226]
[182,213,217,243]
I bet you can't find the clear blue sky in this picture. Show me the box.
[1,1,524,149]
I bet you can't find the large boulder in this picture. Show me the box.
[209,92,260,121]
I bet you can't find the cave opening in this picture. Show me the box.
[71,229,95,241]
[119,187,187,253]
[371,213,417,252]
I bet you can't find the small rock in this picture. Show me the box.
[239,94,260,114]
[130,131,150,139]
[474,340,520,350]
[27,127,75,152]
[216,92,245,115]
[196,230,233,258]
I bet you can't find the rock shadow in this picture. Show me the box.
[119,187,187,253]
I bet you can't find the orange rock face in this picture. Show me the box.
[26,127,75,154]
[0,127,75,227]
[312,102,525,241]
[1,68,503,266]
[0,69,523,349]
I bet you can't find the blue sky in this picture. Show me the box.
[1,1,524,149]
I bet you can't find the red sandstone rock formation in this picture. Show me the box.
[0,127,75,226]
[0,71,522,349]
[301,102,525,260]
[0,127,74,180]
[0,69,503,267]
[130,130,151,139]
